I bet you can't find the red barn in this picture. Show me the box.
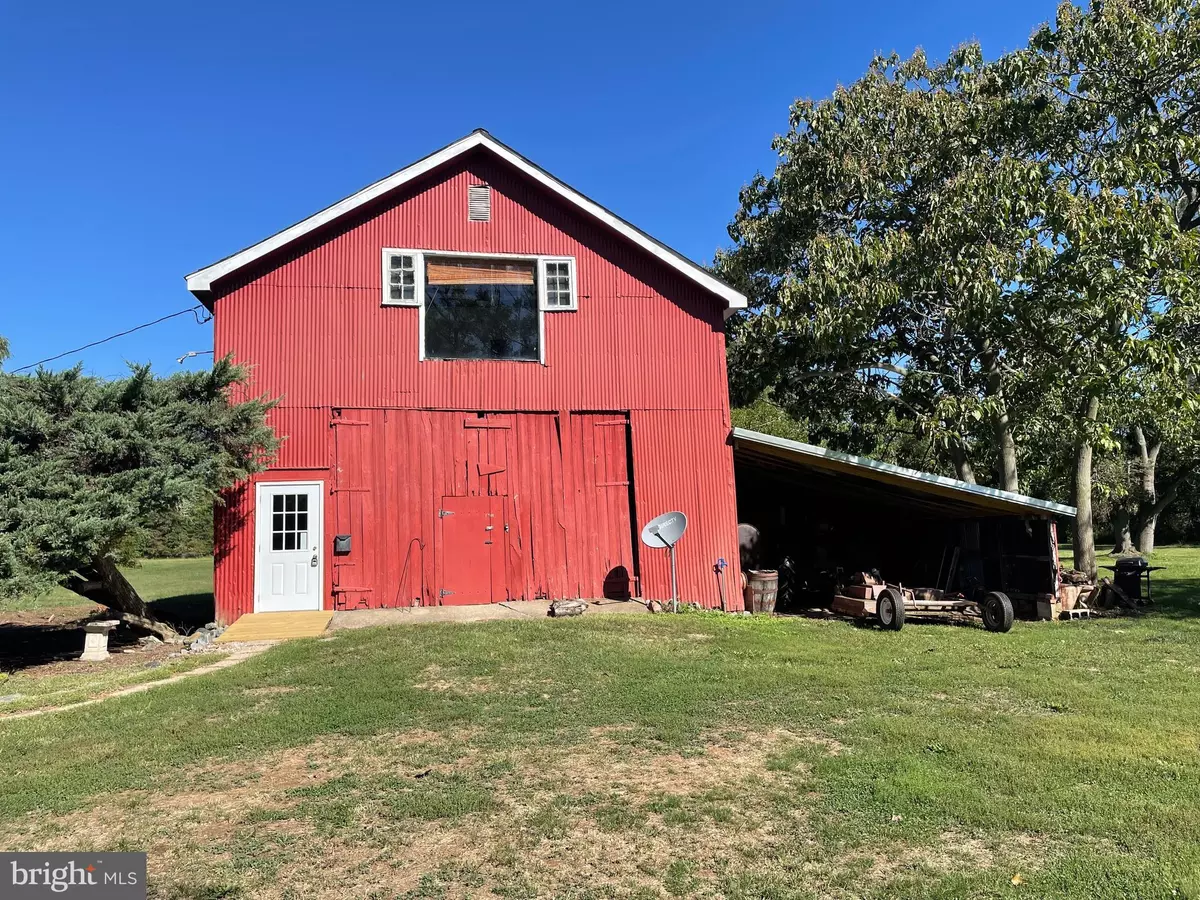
[187,130,748,623]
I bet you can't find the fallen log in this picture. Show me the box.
[107,610,180,642]
[66,555,180,640]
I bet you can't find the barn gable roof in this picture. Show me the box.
[185,129,748,313]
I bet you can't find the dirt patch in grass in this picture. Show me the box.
[414,663,493,694]
[241,685,299,697]
[853,831,1042,885]
[0,606,97,628]
[0,725,1049,898]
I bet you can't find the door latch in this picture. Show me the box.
[310,551,319,568]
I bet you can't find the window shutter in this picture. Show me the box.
[468,185,491,222]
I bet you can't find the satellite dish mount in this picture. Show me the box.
[639,511,688,612]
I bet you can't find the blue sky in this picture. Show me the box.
[0,0,1057,377]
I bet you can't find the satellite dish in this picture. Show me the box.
[641,511,687,549]
[640,511,688,611]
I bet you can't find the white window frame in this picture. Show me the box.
[382,248,578,365]
[381,248,424,306]
[538,257,577,311]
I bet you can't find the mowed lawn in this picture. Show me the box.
[4,557,215,613]
[0,552,1198,899]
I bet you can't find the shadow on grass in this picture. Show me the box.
[1140,575,1200,620]
[148,592,216,630]
[0,591,215,672]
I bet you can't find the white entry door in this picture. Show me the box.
[255,481,324,613]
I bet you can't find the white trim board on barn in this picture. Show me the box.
[185,130,748,315]
[731,428,1076,519]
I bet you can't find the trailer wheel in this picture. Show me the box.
[877,587,905,631]
[981,591,1014,633]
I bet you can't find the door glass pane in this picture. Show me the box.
[269,492,313,554]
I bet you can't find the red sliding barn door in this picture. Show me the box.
[569,413,638,600]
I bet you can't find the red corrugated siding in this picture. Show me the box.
[630,409,743,610]
[268,407,329,469]
[211,147,741,622]
[211,151,728,412]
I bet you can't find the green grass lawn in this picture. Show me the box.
[0,551,1197,899]
[0,653,226,714]
[1,557,220,713]
[4,557,215,613]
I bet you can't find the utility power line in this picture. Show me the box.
[10,306,211,373]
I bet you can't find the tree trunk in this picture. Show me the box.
[995,419,1019,493]
[1111,505,1133,555]
[948,443,977,484]
[1131,427,1162,556]
[66,555,178,640]
[984,350,1019,493]
[1137,475,1187,557]
[1072,395,1100,579]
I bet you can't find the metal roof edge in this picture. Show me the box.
[184,129,748,311]
[731,427,1077,518]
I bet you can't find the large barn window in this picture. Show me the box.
[382,250,579,361]
[424,256,540,361]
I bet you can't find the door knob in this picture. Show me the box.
[310,551,319,568]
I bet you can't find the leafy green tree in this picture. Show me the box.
[0,355,276,633]
[721,0,1200,578]
[731,397,939,471]
[1107,372,1200,554]
[718,45,1057,491]
[1006,0,1200,573]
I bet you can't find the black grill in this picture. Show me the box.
[1102,556,1163,602]
[1114,556,1150,572]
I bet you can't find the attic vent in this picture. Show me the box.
[468,184,491,222]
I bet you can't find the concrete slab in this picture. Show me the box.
[330,599,649,631]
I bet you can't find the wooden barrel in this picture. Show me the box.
[744,569,779,614]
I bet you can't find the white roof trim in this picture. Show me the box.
[185,130,748,312]
[732,428,1076,518]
